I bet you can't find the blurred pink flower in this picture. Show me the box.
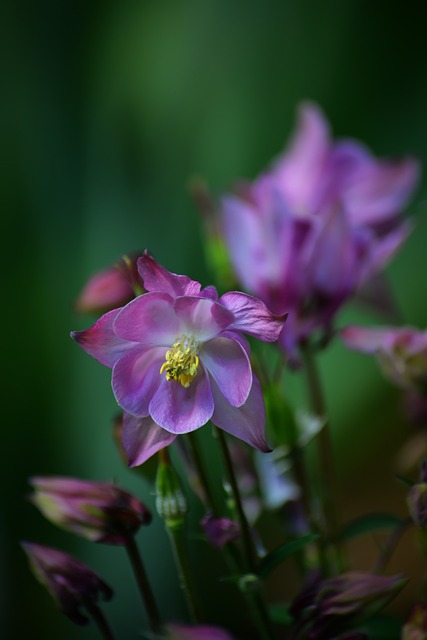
[219,103,419,362]
[341,325,427,391]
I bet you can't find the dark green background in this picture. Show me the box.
[3,1,427,638]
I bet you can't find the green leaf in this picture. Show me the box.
[341,513,403,541]
[268,603,293,626]
[257,534,319,579]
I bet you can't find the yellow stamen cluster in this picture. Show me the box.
[160,335,200,388]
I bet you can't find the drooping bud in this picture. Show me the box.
[155,457,188,530]
[200,514,240,548]
[29,476,151,545]
[21,542,113,625]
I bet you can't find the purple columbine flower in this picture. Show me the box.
[21,542,113,625]
[402,603,427,640]
[29,476,151,544]
[71,252,286,466]
[341,325,427,391]
[219,102,420,363]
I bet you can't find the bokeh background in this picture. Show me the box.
[3,1,427,638]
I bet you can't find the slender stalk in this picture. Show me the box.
[372,517,412,574]
[187,431,220,516]
[86,603,116,640]
[214,428,275,640]
[215,428,257,572]
[301,343,344,574]
[167,524,202,624]
[125,536,163,635]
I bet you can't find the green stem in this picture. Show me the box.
[215,428,257,572]
[167,524,202,624]
[214,428,275,640]
[125,536,163,635]
[86,603,116,640]
[301,343,344,574]
[187,431,220,516]
[372,517,412,574]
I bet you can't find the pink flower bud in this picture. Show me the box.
[29,476,151,545]
[75,253,144,314]
[21,542,113,625]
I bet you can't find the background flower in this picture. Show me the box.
[219,103,419,362]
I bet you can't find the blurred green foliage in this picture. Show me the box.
[2,1,427,638]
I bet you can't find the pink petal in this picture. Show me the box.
[174,297,234,341]
[340,326,396,354]
[343,156,420,226]
[137,251,202,297]
[211,376,271,452]
[273,102,331,212]
[361,221,413,282]
[219,291,287,342]
[122,412,176,467]
[200,337,252,407]
[149,370,214,434]
[113,292,179,346]
[71,309,137,368]
[112,347,165,416]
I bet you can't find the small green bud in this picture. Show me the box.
[155,461,188,530]
[238,573,260,594]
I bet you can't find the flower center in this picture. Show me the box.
[160,335,200,388]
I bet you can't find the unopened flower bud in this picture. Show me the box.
[29,476,151,545]
[200,514,240,548]
[291,571,406,640]
[74,253,144,314]
[21,542,113,625]
[155,460,187,530]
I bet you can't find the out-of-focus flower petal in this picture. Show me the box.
[71,309,137,368]
[341,155,420,226]
[122,412,176,467]
[150,371,214,434]
[174,296,234,341]
[340,325,397,354]
[113,292,179,345]
[219,291,287,342]
[273,102,330,212]
[137,251,202,297]
[211,376,270,452]
[201,336,252,407]
[112,347,165,417]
